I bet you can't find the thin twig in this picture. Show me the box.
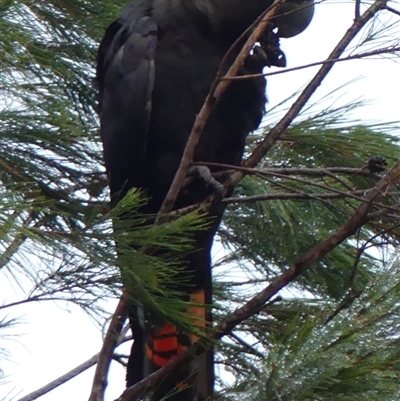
[385,5,400,17]
[17,335,132,401]
[222,45,400,81]
[223,189,377,204]
[17,355,99,401]
[229,332,265,358]
[167,188,400,218]
[195,161,384,178]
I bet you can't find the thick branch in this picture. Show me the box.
[88,296,128,401]
[116,162,400,401]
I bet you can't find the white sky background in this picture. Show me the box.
[1,1,400,400]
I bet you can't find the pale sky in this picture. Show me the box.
[1,2,400,401]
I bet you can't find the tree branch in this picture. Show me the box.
[195,162,384,178]
[223,45,400,82]
[17,334,131,401]
[222,189,397,204]
[224,0,389,191]
[385,4,400,17]
[88,296,128,401]
[116,159,400,401]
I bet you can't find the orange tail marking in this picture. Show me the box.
[145,323,187,367]
[145,345,176,367]
[188,289,206,344]
[145,290,207,367]
[152,323,178,352]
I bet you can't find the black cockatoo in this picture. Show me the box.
[96,1,314,400]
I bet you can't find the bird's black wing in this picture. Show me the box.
[96,2,157,205]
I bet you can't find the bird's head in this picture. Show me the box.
[274,0,315,38]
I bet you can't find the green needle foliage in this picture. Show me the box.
[1,1,400,400]
[218,258,400,401]
[0,0,208,323]
[222,111,400,299]
[216,105,400,398]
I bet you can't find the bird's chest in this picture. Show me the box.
[151,34,220,132]
[151,40,263,148]
[144,33,265,200]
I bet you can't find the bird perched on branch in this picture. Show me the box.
[96,0,314,400]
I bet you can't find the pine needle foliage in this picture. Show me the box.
[221,107,400,300]
[215,100,400,399]
[217,257,400,401]
[0,0,208,322]
[1,1,400,400]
